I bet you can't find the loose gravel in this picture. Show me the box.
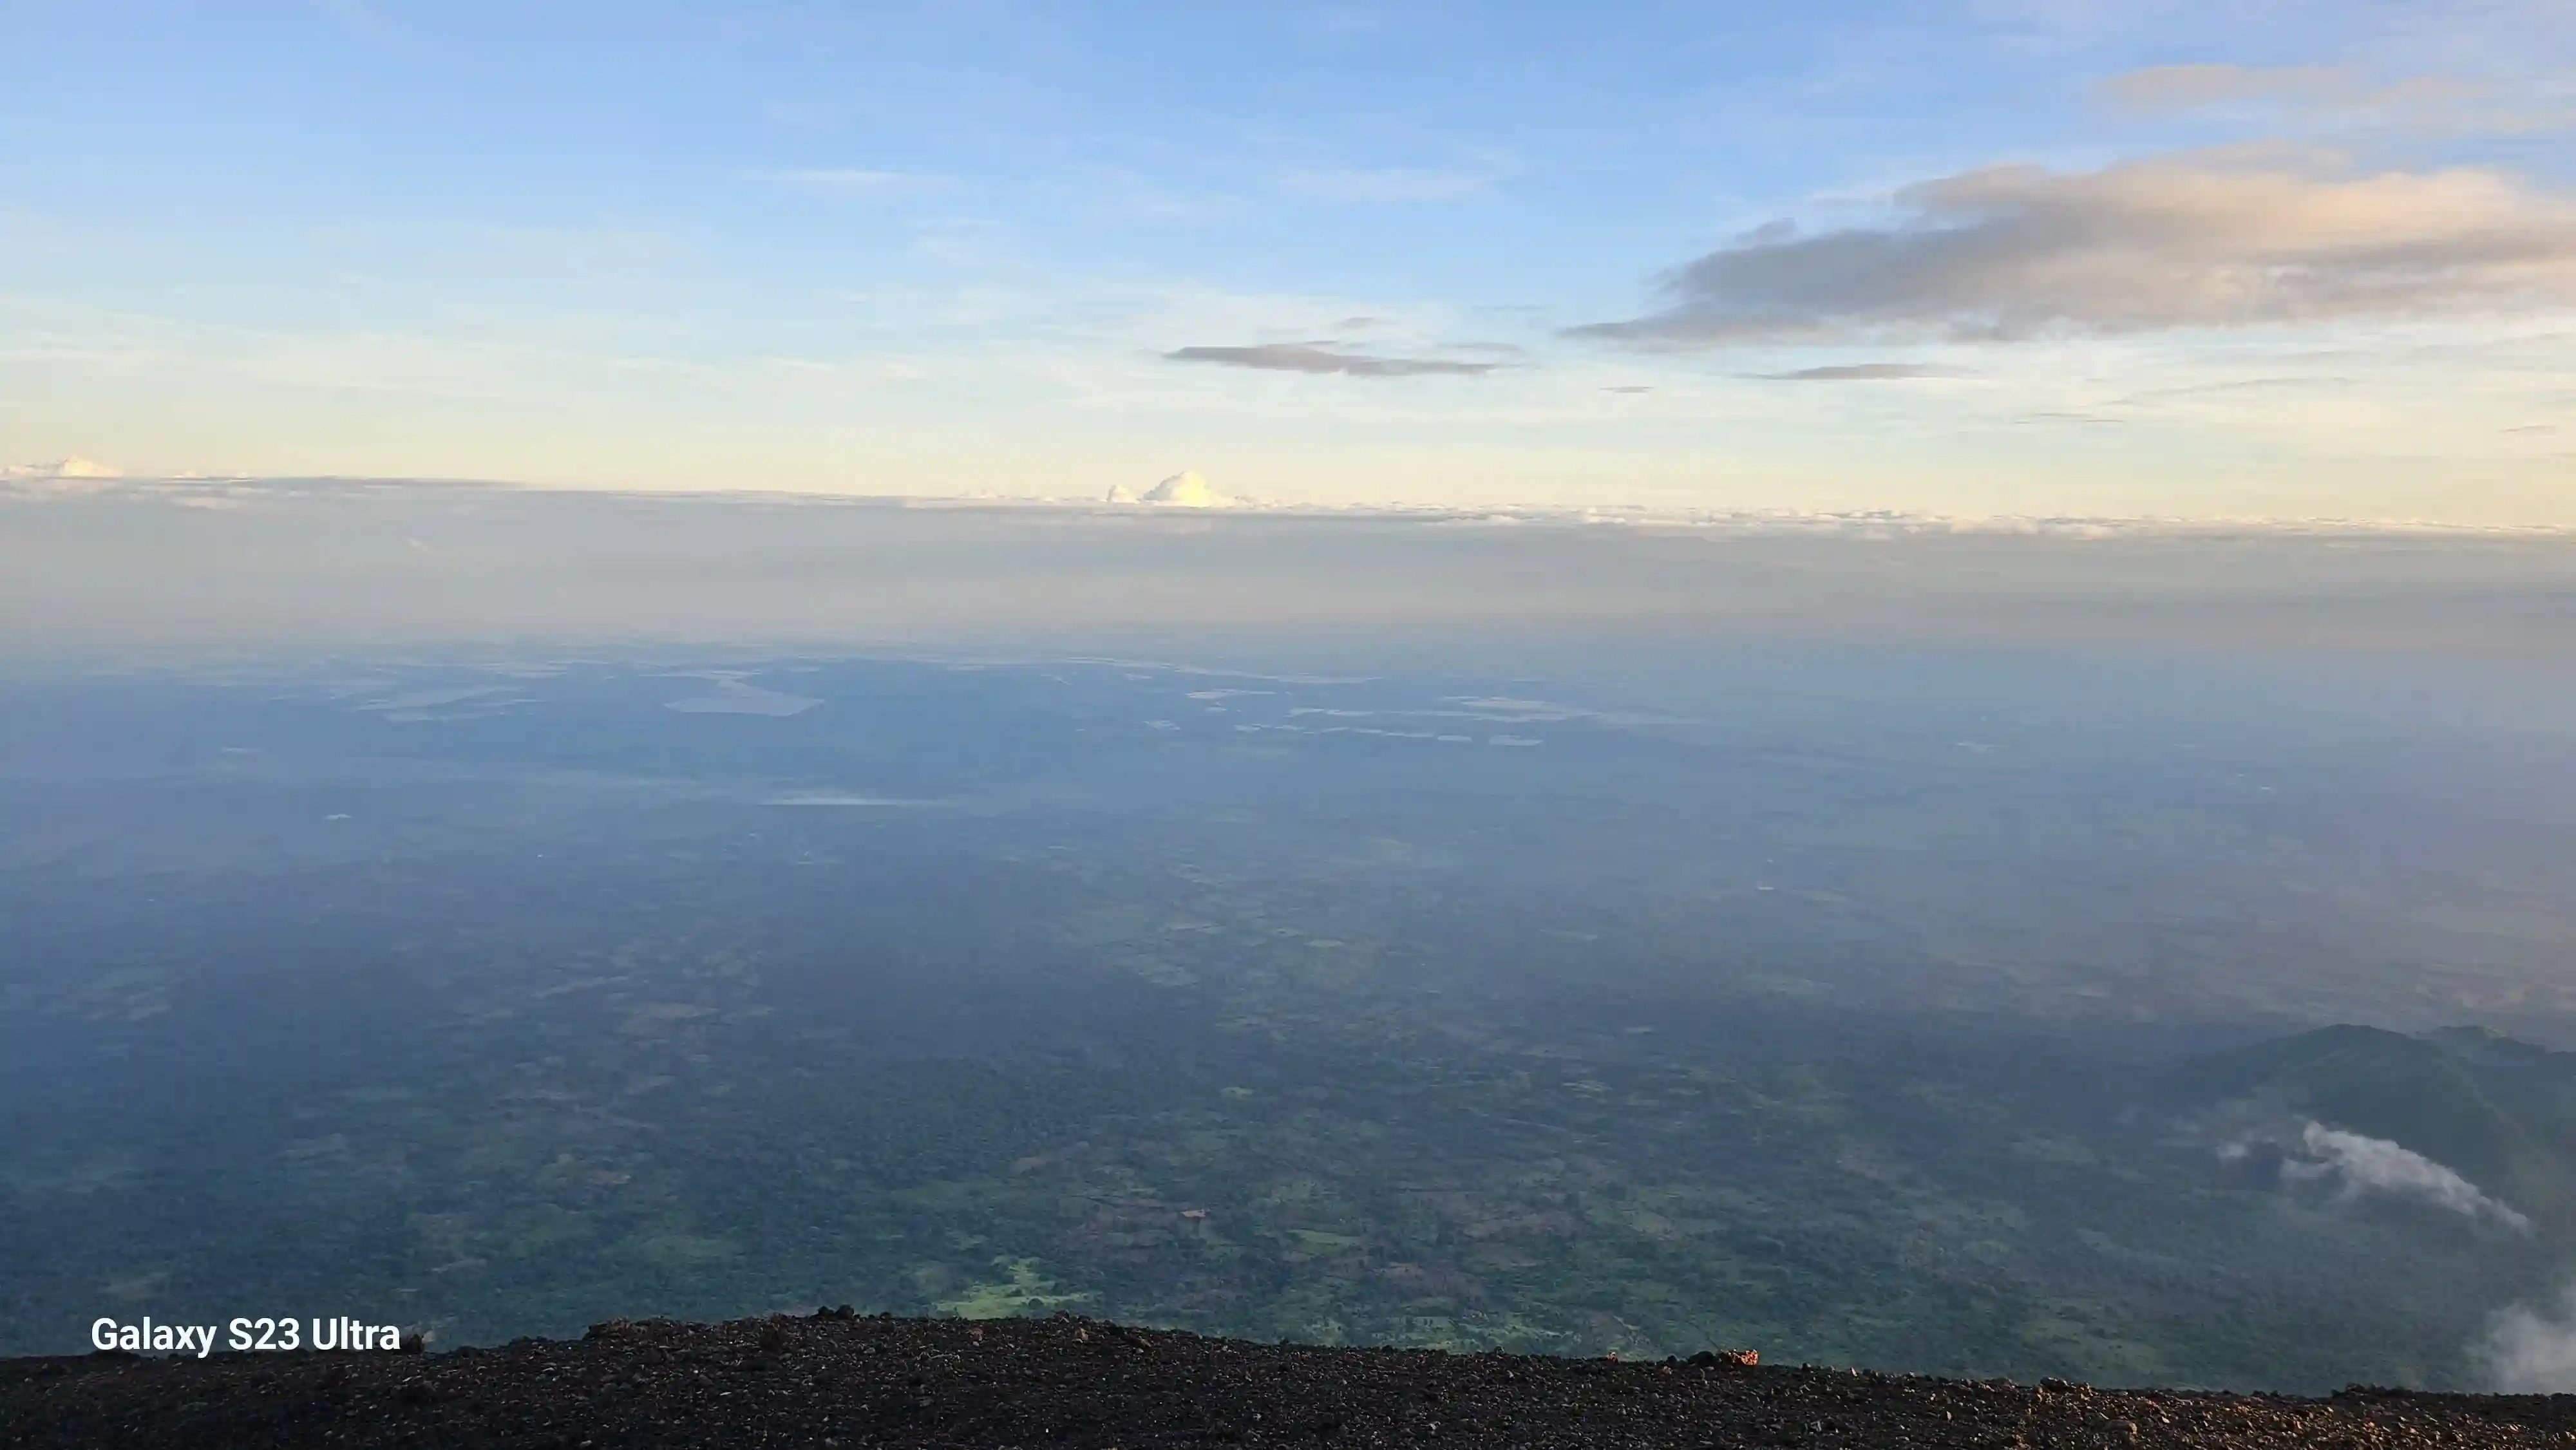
[8,1311,2575,1449]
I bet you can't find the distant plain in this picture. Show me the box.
[4,491,2575,1388]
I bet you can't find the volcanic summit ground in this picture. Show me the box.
[6,1312,2573,1449]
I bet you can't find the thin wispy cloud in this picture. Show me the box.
[752,168,942,196]
[2015,410,2126,426]
[1573,151,2576,346]
[1166,343,1501,377]
[1280,165,1502,205]
[2099,64,2452,113]
[1752,363,1950,381]
[2094,63,2568,135]
[2103,376,2351,407]
[466,223,694,270]
[307,0,396,36]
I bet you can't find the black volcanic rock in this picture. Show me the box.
[6,1312,2573,1449]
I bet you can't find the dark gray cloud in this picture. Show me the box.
[1752,363,1946,381]
[1571,153,2576,346]
[1166,343,1499,377]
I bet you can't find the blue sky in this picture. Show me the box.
[5,1,2573,520]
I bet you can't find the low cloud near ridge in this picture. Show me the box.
[2231,1120,2533,1231]
[2477,1283,2576,1391]
[1573,151,2576,345]
[1166,343,1499,377]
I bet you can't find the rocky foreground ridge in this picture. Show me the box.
[6,1312,2574,1449]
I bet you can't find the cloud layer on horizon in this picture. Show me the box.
[1573,153,2576,346]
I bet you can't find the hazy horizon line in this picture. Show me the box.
[12,471,2576,541]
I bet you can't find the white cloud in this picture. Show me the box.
[1,456,125,496]
[1133,471,1229,507]
[3,455,122,480]
[1106,473,1237,506]
[2253,1120,2533,1231]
